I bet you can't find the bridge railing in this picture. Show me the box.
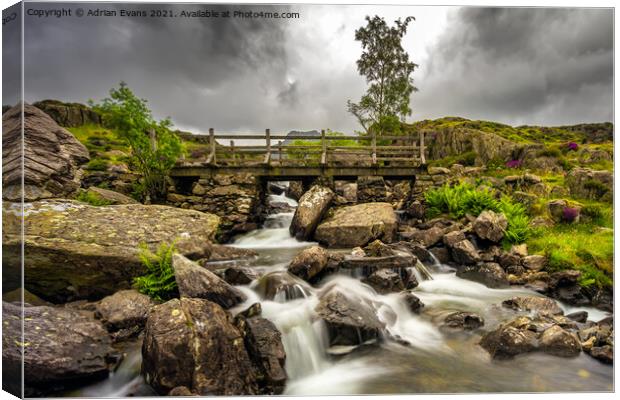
[182,128,426,167]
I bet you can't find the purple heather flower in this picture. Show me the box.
[567,142,579,151]
[562,207,579,223]
[505,159,522,168]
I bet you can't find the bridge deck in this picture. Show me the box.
[172,129,427,180]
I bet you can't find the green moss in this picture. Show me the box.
[85,158,109,171]
[528,224,613,288]
[429,151,477,167]
[76,190,113,206]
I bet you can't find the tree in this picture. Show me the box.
[347,16,418,135]
[90,82,183,201]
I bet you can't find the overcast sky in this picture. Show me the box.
[3,3,614,133]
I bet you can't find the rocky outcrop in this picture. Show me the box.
[2,103,90,201]
[315,289,384,346]
[33,99,101,127]
[289,185,334,240]
[287,245,329,282]
[142,298,259,395]
[315,202,398,248]
[94,289,155,339]
[172,253,246,309]
[565,167,613,202]
[2,200,219,302]
[256,271,313,301]
[441,311,484,330]
[85,187,138,205]
[472,210,507,243]
[501,296,563,316]
[2,302,114,395]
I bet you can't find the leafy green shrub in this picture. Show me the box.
[537,147,562,158]
[85,158,110,171]
[424,182,531,244]
[580,203,613,227]
[583,179,609,197]
[76,190,113,206]
[133,242,178,301]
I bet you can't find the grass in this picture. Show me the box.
[425,182,531,244]
[527,223,613,288]
[133,242,178,301]
[76,190,113,206]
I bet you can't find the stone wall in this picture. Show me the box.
[166,173,262,242]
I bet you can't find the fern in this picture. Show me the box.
[133,241,178,301]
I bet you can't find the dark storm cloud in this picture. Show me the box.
[18,2,293,131]
[415,7,613,125]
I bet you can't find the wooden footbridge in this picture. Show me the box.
[170,129,427,181]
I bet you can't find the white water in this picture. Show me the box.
[69,190,613,396]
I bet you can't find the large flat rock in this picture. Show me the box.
[2,200,220,302]
[314,202,398,248]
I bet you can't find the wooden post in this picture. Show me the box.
[371,130,377,166]
[278,140,283,165]
[264,128,271,165]
[419,130,426,165]
[230,140,235,164]
[208,128,216,165]
[320,129,327,166]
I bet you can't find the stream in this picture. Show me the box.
[70,191,613,396]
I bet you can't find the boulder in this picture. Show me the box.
[209,245,258,262]
[589,345,613,364]
[363,269,406,294]
[539,325,581,357]
[429,247,452,264]
[172,254,246,309]
[566,167,613,202]
[222,267,260,285]
[236,317,287,394]
[456,262,508,288]
[547,199,581,223]
[84,187,138,205]
[315,289,384,346]
[289,185,334,240]
[94,289,155,333]
[502,296,563,315]
[443,230,466,248]
[2,302,113,395]
[142,298,258,395]
[287,246,329,282]
[256,271,313,301]
[356,176,387,202]
[314,203,398,248]
[565,311,588,323]
[286,181,304,201]
[472,210,507,242]
[400,292,424,313]
[522,255,546,271]
[405,226,445,247]
[2,200,220,302]
[449,239,480,265]
[442,311,484,330]
[479,324,538,359]
[2,104,90,201]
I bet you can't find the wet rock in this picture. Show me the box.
[3,200,219,303]
[479,324,537,359]
[473,210,507,242]
[315,290,384,346]
[286,181,304,201]
[237,303,263,319]
[315,202,398,248]
[364,240,396,257]
[172,254,246,309]
[449,239,480,265]
[236,316,287,394]
[545,270,590,306]
[351,247,366,257]
[363,269,406,294]
[589,345,613,364]
[222,267,260,285]
[2,302,113,395]
[498,251,523,270]
[400,292,424,313]
[405,243,434,264]
[85,187,138,205]
[405,226,445,247]
[566,311,588,323]
[443,230,466,247]
[502,296,563,315]
[209,245,258,262]
[539,325,581,357]
[256,271,313,301]
[429,247,452,264]
[457,262,508,288]
[287,245,329,282]
[522,255,546,271]
[94,289,155,334]
[289,185,334,240]
[168,386,195,396]
[142,298,258,395]
[442,311,484,330]
[2,104,90,202]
